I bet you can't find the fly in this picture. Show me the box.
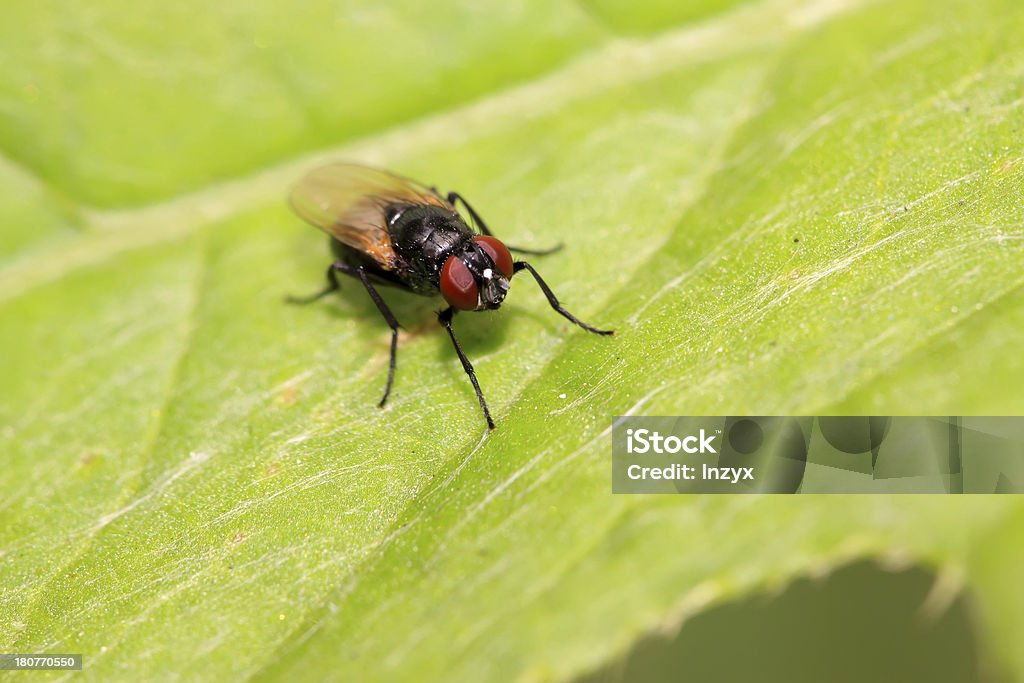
[287,163,613,430]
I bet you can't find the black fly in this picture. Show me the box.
[288,163,613,430]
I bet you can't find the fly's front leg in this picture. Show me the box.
[513,261,614,336]
[438,307,495,430]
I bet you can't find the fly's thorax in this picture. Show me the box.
[388,205,474,293]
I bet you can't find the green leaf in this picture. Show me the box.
[2,0,1023,681]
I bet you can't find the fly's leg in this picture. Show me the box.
[438,306,495,430]
[445,191,493,235]
[289,261,401,407]
[508,244,563,256]
[349,264,402,407]
[445,191,562,256]
[285,263,341,304]
[512,261,614,336]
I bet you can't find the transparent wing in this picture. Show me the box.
[289,163,452,270]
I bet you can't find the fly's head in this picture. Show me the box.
[440,236,514,311]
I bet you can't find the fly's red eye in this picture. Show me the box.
[473,236,513,278]
[440,256,479,310]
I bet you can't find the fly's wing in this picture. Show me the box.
[289,164,453,271]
